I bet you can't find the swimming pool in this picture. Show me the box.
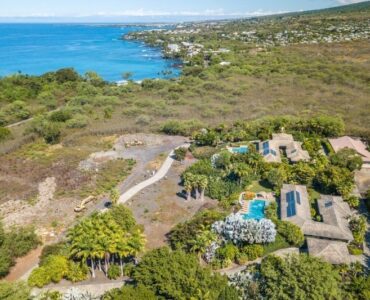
[230,146,249,154]
[242,200,267,220]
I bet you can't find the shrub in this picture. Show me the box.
[216,243,239,261]
[45,255,69,283]
[276,220,305,247]
[235,253,249,265]
[168,210,226,251]
[103,284,157,300]
[0,281,31,300]
[29,255,68,287]
[133,248,235,299]
[174,147,187,161]
[135,114,152,125]
[314,166,354,198]
[107,265,121,280]
[265,202,278,221]
[161,119,204,136]
[259,254,342,299]
[2,226,40,258]
[241,244,264,261]
[345,195,360,208]
[49,110,72,122]
[28,267,51,288]
[349,216,366,244]
[0,127,11,143]
[55,68,80,83]
[330,148,363,171]
[66,114,89,128]
[348,243,363,256]
[122,262,135,277]
[262,234,291,255]
[0,248,13,278]
[212,214,276,245]
[108,204,137,232]
[39,242,69,266]
[28,116,62,144]
[65,262,88,283]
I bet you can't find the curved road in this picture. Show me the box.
[118,144,188,204]
[9,142,188,282]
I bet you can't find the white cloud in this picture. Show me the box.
[336,0,366,4]
[0,9,287,18]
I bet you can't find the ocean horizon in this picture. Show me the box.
[0,23,180,82]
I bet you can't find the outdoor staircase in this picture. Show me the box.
[240,201,249,213]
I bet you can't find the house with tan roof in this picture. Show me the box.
[256,133,310,163]
[280,184,353,264]
[329,136,370,166]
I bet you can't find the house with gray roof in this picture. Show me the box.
[329,136,370,167]
[280,184,353,264]
[257,133,310,163]
[306,238,351,264]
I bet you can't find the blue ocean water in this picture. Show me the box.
[0,24,180,82]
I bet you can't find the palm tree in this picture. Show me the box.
[116,235,130,277]
[127,230,146,263]
[68,220,97,278]
[232,163,251,186]
[198,175,208,201]
[192,175,201,200]
[183,172,195,201]
[189,229,216,257]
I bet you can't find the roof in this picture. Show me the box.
[280,185,353,242]
[315,195,353,241]
[280,184,311,224]
[259,134,310,163]
[307,238,352,264]
[329,136,370,163]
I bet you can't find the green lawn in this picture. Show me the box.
[247,180,274,193]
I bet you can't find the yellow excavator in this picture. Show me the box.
[74,196,95,212]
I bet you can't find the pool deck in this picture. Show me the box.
[227,145,249,154]
[238,191,275,215]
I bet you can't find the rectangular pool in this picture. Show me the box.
[242,199,267,220]
[231,146,249,154]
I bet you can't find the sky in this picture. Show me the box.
[0,0,367,22]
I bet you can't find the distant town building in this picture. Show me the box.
[167,44,180,53]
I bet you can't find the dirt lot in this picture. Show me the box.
[126,158,218,250]
[0,134,186,233]
[2,133,188,280]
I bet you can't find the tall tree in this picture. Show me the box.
[198,175,209,201]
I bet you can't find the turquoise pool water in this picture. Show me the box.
[242,200,266,220]
[231,146,248,154]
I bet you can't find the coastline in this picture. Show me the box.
[0,23,180,82]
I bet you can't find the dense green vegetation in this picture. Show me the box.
[183,116,358,207]
[230,254,370,300]
[0,281,31,300]
[348,215,367,255]
[0,221,40,278]
[28,205,145,287]
[131,247,239,300]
